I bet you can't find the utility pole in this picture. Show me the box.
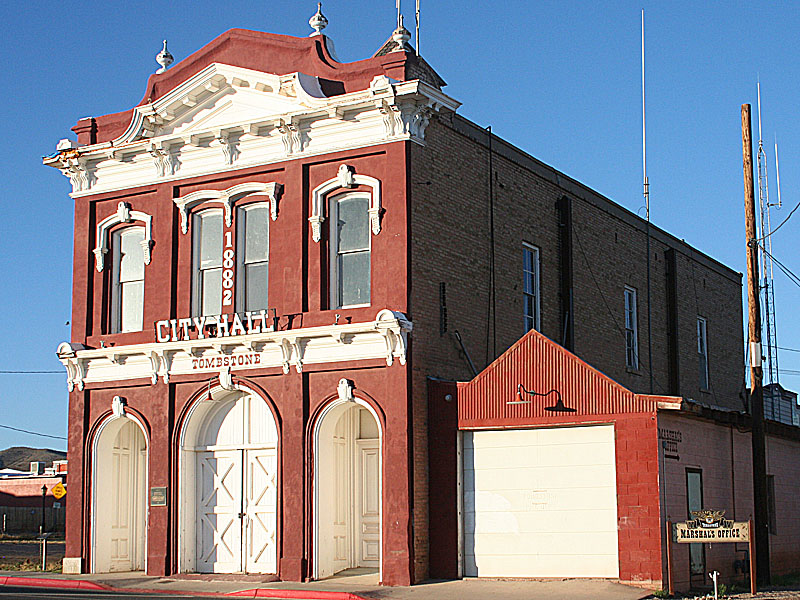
[742,103,770,587]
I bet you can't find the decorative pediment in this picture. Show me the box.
[174,182,284,233]
[94,202,153,272]
[310,164,382,242]
[115,64,330,145]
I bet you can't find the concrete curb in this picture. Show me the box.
[0,576,369,599]
[226,591,367,599]
[0,576,109,590]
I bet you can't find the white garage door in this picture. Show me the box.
[463,425,619,578]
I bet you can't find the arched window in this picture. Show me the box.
[237,204,269,312]
[330,193,371,308]
[192,209,223,316]
[111,227,145,333]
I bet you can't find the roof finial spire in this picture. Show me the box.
[309,2,328,37]
[396,0,402,29]
[391,14,411,52]
[155,40,174,74]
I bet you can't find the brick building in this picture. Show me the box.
[45,9,776,592]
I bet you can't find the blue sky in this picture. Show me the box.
[1,1,799,452]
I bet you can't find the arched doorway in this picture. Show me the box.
[92,415,148,573]
[179,386,278,574]
[314,397,381,580]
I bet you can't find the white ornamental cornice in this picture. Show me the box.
[54,309,412,391]
[43,64,460,198]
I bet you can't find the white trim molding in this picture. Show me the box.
[174,181,283,233]
[55,309,412,391]
[309,164,381,243]
[94,202,153,272]
[43,64,460,197]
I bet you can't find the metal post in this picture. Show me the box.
[749,520,756,595]
[40,485,47,534]
[742,104,770,587]
[665,520,674,595]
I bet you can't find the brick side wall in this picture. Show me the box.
[410,115,745,580]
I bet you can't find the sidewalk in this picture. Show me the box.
[0,569,653,599]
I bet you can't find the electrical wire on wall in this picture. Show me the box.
[484,124,497,366]
[573,222,665,394]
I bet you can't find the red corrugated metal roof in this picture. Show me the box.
[457,329,676,428]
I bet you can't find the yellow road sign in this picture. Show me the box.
[52,482,66,500]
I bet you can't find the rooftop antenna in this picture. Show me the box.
[756,81,780,387]
[642,9,653,395]
[416,0,420,55]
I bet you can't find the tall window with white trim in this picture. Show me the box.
[193,209,223,316]
[697,316,709,390]
[624,287,638,369]
[237,204,269,312]
[111,227,145,333]
[330,193,370,308]
[523,243,540,332]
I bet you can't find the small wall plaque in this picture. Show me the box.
[150,486,167,507]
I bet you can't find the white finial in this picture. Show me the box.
[156,40,174,74]
[391,15,411,52]
[309,3,328,36]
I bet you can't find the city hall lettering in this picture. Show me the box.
[155,311,274,343]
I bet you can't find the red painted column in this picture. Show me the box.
[380,364,413,586]
[146,381,171,576]
[65,389,87,568]
[276,373,305,581]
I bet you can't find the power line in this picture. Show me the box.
[778,346,800,354]
[759,245,800,289]
[753,194,800,243]
[0,370,62,374]
[0,424,66,441]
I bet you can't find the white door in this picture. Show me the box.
[357,440,380,567]
[108,420,146,572]
[331,418,350,574]
[191,392,279,574]
[196,450,243,573]
[463,425,619,578]
[110,425,133,572]
[244,448,278,573]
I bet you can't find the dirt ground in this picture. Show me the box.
[0,538,64,570]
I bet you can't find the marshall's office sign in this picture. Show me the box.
[674,509,750,543]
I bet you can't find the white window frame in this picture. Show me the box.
[329,192,371,309]
[523,243,541,333]
[697,316,709,390]
[624,286,639,370]
[192,208,224,317]
[110,226,145,333]
[236,203,270,313]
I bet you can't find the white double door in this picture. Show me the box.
[196,446,277,573]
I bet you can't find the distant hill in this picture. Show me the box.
[0,447,67,471]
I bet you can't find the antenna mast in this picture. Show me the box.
[756,82,780,389]
[416,0,420,55]
[642,9,653,394]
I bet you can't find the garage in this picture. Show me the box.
[463,424,619,578]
